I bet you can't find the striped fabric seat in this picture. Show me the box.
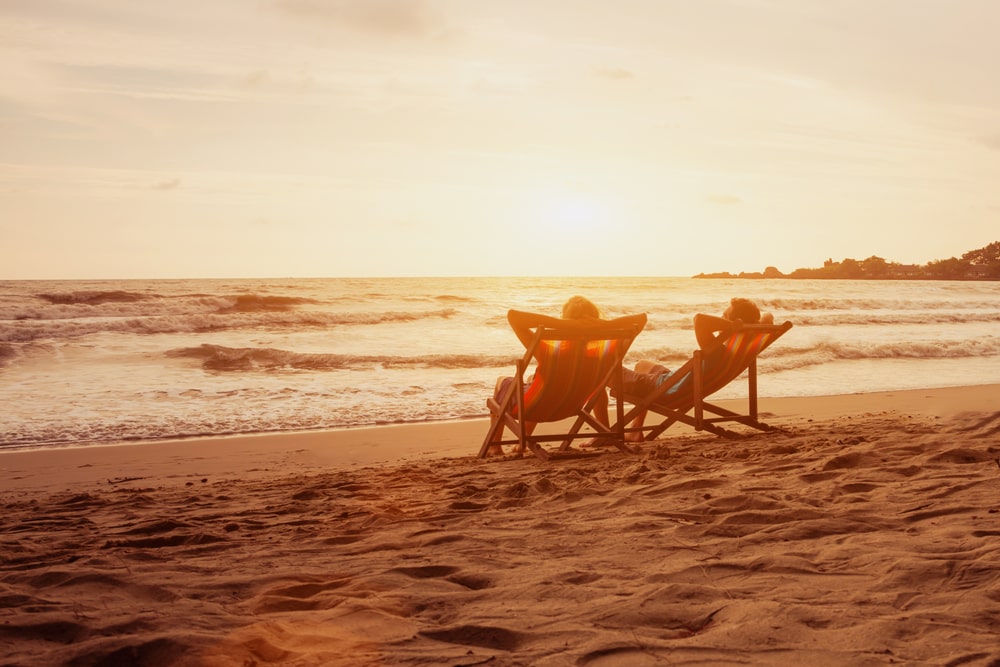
[615,321,793,441]
[520,337,622,422]
[479,310,647,461]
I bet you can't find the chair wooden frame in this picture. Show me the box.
[479,310,647,461]
[613,320,793,441]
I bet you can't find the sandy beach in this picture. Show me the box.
[2,385,1000,666]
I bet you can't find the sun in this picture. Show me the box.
[538,191,608,234]
[500,184,632,273]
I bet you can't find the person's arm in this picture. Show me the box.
[693,313,735,349]
[507,310,564,348]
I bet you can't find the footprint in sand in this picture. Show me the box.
[419,625,525,651]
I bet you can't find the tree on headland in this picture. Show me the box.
[692,241,1000,280]
[861,255,889,278]
[925,256,969,280]
[961,241,1000,279]
[963,241,1000,265]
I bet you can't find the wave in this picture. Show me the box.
[15,291,319,320]
[759,297,999,312]
[785,312,1000,327]
[165,344,514,372]
[821,337,1000,360]
[629,335,1000,375]
[433,294,475,303]
[757,337,1000,374]
[162,334,1000,375]
[0,308,459,343]
[216,294,320,313]
[639,311,1000,332]
[37,290,150,305]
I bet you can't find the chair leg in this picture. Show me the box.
[478,404,506,458]
[479,378,518,457]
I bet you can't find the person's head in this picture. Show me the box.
[723,297,761,324]
[562,295,601,320]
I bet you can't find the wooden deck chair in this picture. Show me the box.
[479,310,648,461]
[613,320,793,441]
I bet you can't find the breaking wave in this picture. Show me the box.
[163,335,1000,375]
[0,307,458,343]
[165,344,514,372]
[215,294,320,313]
[38,290,150,305]
[634,336,1000,375]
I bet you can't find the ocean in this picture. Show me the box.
[2,277,999,451]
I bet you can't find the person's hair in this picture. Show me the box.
[562,295,601,320]
[727,297,761,324]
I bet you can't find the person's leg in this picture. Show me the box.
[624,362,670,442]
[625,409,648,442]
[634,360,669,375]
[591,388,610,428]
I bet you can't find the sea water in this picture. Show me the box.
[2,277,999,450]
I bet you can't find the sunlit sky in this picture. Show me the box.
[2,0,999,279]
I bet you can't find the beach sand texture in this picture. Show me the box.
[2,387,1000,666]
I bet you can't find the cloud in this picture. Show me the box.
[980,134,1000,152]
[597,68,633,81]
[241,70,270,89]
[49,63,235,102]
[274,0,445,38]
[152,178,181,191]
[706,194,743,206]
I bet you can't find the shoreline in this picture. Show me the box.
[3,384,997,495]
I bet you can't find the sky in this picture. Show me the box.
[2,0,999,279]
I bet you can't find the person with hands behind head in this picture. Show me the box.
[616,297,773,442]
[485,295,611,455]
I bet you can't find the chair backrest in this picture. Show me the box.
[511,311,647,422]
[653,321,792,408]
[701,321,792,395]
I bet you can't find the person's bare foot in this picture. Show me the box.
[581,437,615,449]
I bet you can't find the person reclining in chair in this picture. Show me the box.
[485,295,611,456]
[616,297,773,442]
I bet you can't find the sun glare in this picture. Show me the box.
[504,185,629,265]
[539,192,608,234]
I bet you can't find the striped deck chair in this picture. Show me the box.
[479,310,647,461]
[613,320,793,441]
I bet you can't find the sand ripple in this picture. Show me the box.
[2,412,1000,665]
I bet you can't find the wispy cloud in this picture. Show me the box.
[980,134,1000,152]
[596,68,633,81]
[152,178,181,191]
[274,0,446,38]
[707,194,742,206]
[49,63,237,102]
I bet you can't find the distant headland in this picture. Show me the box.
[694,241,1000,280]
